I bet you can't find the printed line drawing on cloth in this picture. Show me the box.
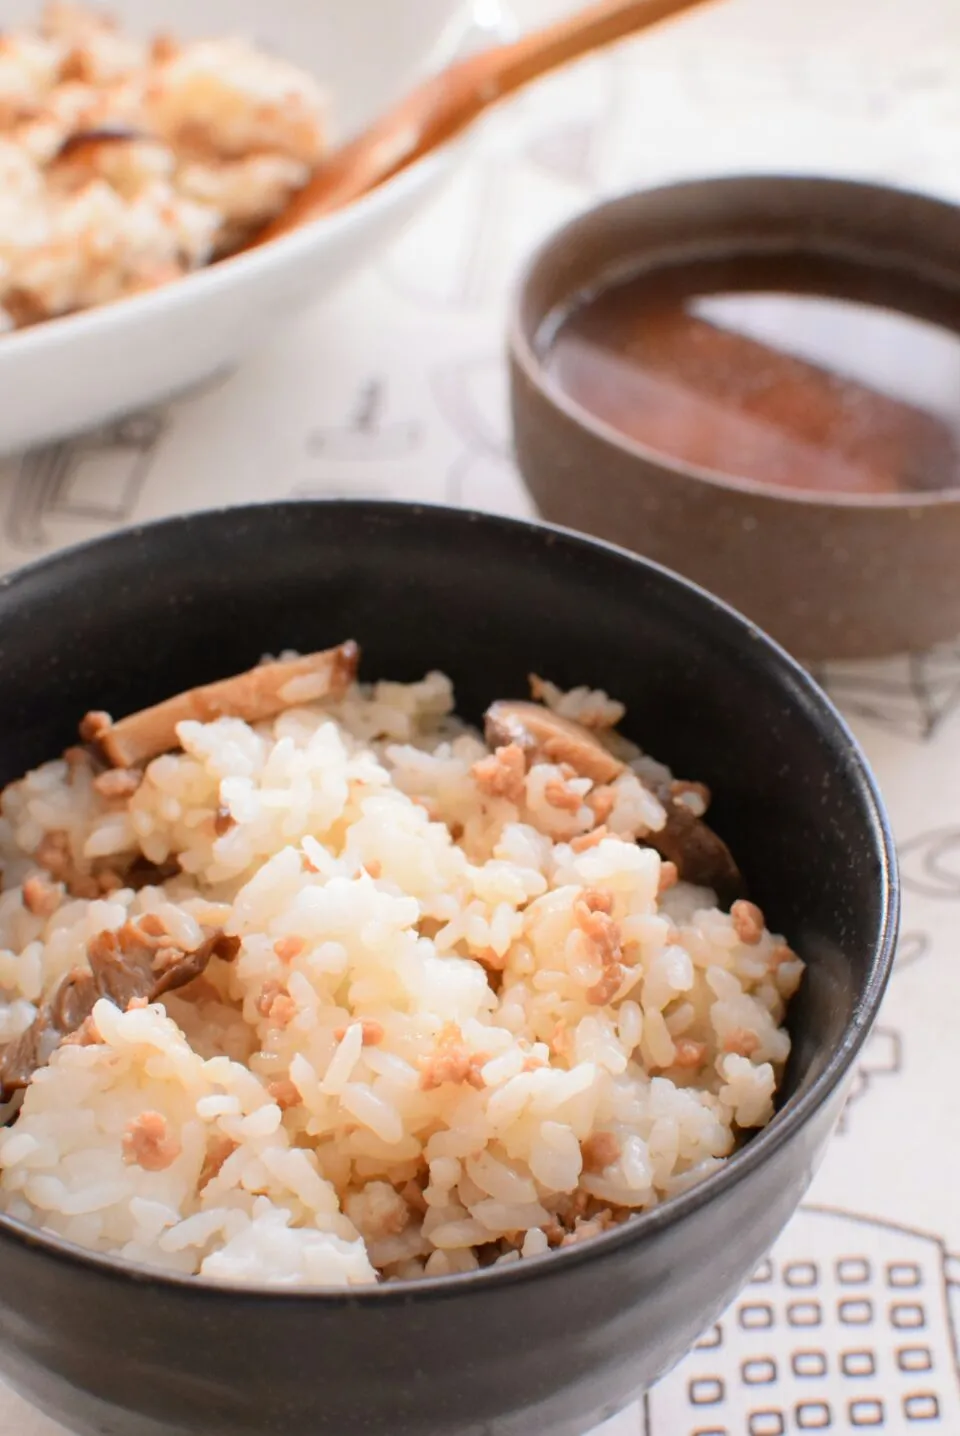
[381,159,516,312]
[523,108,609,188]
[639,1204,960,1435]
[899,828,960,901]
[430,353,534,518]
[814,645,960,744]
[521,50,623,191]
[894,930,931,974]
[305,378,421,463]
[378,53,620,314]
[3,411,166,553]
[835,1027,902,1136]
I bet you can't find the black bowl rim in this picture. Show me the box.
[0,499,900,1304]
[509,172,960,511]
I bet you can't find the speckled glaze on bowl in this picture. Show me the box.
[509,175,960,660]
[0,502,897,1436]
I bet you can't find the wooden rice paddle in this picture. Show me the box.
[251,0,716,243]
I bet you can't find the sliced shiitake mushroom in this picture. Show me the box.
[646,787,742,906]
[483,698,741,900]
[484,700,624,785]
[0,924,240,1101]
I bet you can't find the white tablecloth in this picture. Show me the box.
[1,1,959,1430]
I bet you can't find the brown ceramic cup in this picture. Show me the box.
[509,175,960,660]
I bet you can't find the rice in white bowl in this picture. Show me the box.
[0,648,803,1287]
[0,3,328,330]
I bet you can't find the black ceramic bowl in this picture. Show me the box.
[0,502,897,1436]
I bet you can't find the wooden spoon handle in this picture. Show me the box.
[256,0,713,243]
[465,0,707,97]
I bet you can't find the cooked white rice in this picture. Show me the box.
[0,3,328,329]
[0,664,803,1288]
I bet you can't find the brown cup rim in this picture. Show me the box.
[508,173,960,511]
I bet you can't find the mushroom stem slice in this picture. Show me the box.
[483,700,625,785]
[93,641,360,768]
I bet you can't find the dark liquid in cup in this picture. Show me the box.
[539,254,960,496]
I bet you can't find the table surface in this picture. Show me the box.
[2,1,960,1431]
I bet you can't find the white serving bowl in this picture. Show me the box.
[0,0,494,455]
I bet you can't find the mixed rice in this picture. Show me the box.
[0,645,803,1287]
[0,3,327,330]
